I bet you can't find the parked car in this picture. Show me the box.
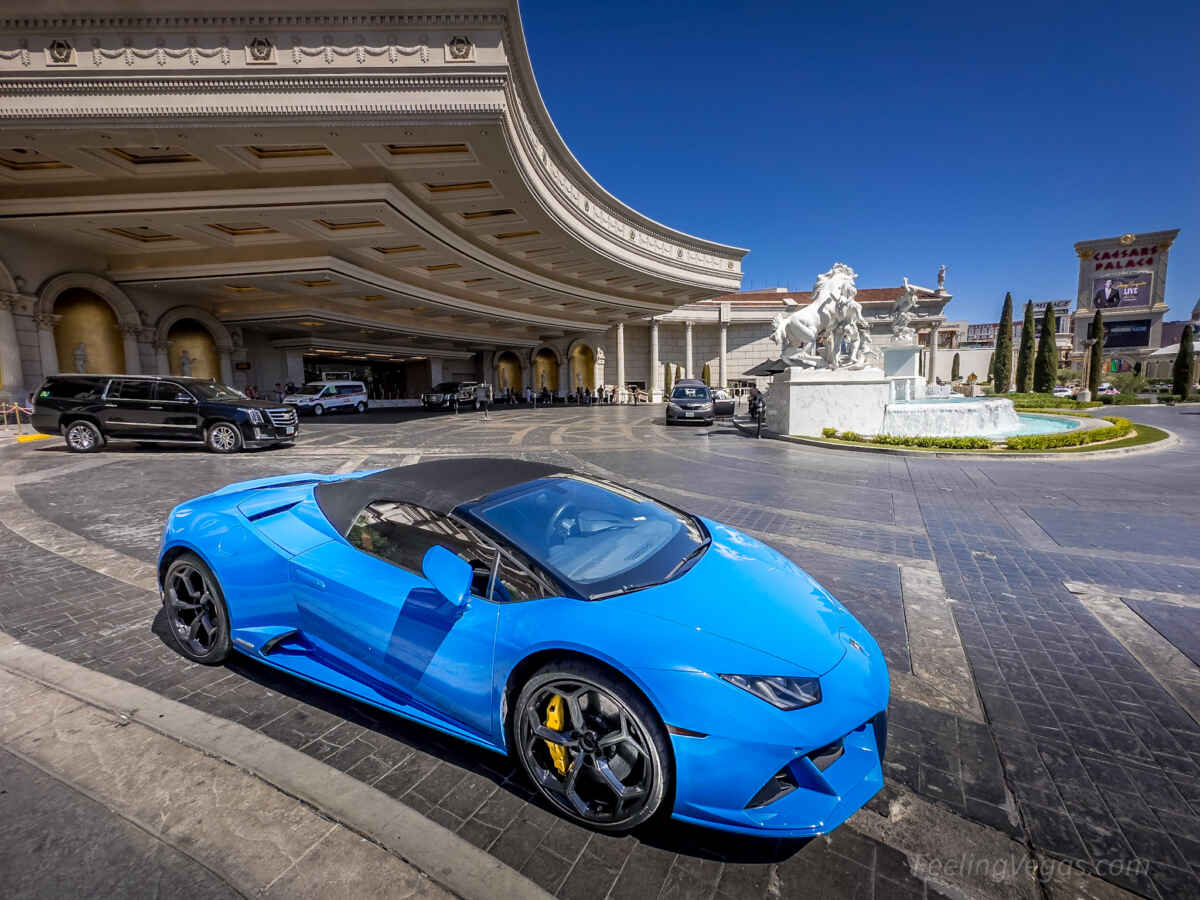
[158,458,888,837]
[1052,387,1073,398]
[665,381,735,426]
[420,381,478,409]
[283,380,368,416]
[33,374,298,453]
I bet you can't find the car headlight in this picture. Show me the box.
[668,402,682,412]
[242,408,264,424]
[719,674,822,710]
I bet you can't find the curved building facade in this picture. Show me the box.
[0,0,745,400]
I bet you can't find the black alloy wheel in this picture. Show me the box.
[162,552,231,664]
[206,421,242,453]
[64,420,104,453]
[514,660,671,833]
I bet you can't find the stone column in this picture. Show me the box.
[285,351,306,387]
[684,320,694,379]
[0,293,25,400]
[926,326,938,384]
[649,317,661,401]
[154,340,171,375]
[718,323,729,388]
[218,350,234,386]
[34,313,60,376]
[428,357,443,387]
[615,322,626,401]
[121,325,143,375]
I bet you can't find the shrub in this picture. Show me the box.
[871,434,993,449]
[951,352,960,381]
[840,431,864,442]
[1005,393,1101,409]
[1098,393,1143,405]
[1005,417,1132,451]
[1158,394,1183,404]
[821,427,838,438]
[1111,371,1147,395]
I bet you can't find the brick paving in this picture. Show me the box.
[2,402,1199,898]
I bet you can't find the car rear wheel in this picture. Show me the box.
[162,552,231,665]
[312,404,325,416]
[64,420,104,453]
[205,421,242,454]
[513,659,671,833]
[355,401,367,413]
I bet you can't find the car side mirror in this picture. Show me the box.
[421,545,472,607]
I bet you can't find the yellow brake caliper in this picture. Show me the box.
[544,694,569,775]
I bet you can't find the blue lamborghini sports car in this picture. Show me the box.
[158,458,889,836]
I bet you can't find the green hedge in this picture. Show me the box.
[1004,392,1101,409]
[824,429,992,449]
[1005,417,1132,451]
[1098,393,1143,405]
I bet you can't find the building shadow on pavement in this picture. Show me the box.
[150,608,807,866]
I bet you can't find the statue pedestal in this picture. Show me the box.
[766,367,891,437]
[884,345,921,378]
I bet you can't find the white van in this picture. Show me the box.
[283,380,368,416]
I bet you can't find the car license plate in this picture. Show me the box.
[685,411,695,418]
[284,426,294,434]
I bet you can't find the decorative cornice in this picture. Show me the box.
[0,13,506,30]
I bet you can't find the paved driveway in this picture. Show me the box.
[2,403,1197,899]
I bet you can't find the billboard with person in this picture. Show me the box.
[1091,272,1152,309]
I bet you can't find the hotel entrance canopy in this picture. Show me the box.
[0,0,745,395]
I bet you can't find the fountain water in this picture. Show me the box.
[879,396,1021,438]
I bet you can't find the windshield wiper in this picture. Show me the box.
[664,538,711,581]
[588,539,711,600]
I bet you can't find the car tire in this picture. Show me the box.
[161,551,232,665]
[356,401,367,413]
[64,420,104,453]
[512,658,672,834]
[312,404,325,417]
[205,421,242,454]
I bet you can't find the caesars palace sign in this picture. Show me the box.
[1080,243,1164,271]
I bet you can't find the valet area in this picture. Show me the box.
[0,0,753,405]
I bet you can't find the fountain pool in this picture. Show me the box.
[879,396,1083,440]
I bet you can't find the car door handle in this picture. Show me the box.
[294,569,325,590]
[148,405,163,410]
[104,402,117,408]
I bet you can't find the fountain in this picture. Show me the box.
[764,264,1061,440]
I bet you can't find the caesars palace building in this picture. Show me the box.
[0,0,952,403]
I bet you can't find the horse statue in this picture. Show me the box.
[770,263,860,368]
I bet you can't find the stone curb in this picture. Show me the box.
[732,417,1181,460]
[0,631,551,900]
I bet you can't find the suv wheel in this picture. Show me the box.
[64,420,104,453]
[206,422,242,454]
[355,401,367,413]
[312,404,325,416]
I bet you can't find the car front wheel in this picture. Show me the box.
[206,421,242,453]
[312,404,325,416]
[513,659,672,833]
[355,401,367,413]
[162,552,231,665]
[64,420,104,453]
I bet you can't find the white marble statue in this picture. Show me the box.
[937,264,947,292]
[888,278,921,344]
[179,349,194,377]
[769,263,877,370]
[73,342,87,373]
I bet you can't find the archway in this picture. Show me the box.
[568,342,596,391]
[53,288,126,374]
[154,305,235,383]
[38,273,143,375]
[167,319,220,379]
[495,350,523,394]
[532,348,559,393]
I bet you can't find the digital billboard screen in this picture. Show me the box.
[1088,318,1150,349]
[1091,272,1152,310]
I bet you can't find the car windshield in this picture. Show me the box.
[463,475,709,600]
[671,386,708,400]
[295,383,327,395]
[188,382,247,401]
[433,382,460,392]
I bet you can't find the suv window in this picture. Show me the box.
[111,380,156,401]
[42,377,105,400]
[347,501,497,598]
[157,382,195,403]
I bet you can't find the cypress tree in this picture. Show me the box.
[1015,300,1036,392]
[664,362,673,395]
[1033,302,1058,392]
[993,293,1014,392]
[987,351,995,384]
[701,362,711,386]
[951,352,960,381]
[1173,323,1194,400]
[675,363,682,384]
[1088,309,1104,395]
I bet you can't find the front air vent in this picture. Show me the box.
[745,766,799,809]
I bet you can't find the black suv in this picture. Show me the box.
[32,375,299,453]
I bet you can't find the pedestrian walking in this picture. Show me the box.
[475,381,493,420]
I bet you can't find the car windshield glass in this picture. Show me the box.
[463,475,708,600]
[188,382,246,401]
[296,383,326,395]
[671,386,708,400]
[433,382,459,392]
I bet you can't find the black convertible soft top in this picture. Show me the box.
[315,457,570,535]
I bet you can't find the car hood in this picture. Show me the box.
[609,519,851,676]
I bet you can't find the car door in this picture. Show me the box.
[154,381,203,441]
[99,379,165,437]
[712,390,736,417]
[290,501,500,737]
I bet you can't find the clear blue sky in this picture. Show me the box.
[520,0,1199,324]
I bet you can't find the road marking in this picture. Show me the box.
[334,455,367,473]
